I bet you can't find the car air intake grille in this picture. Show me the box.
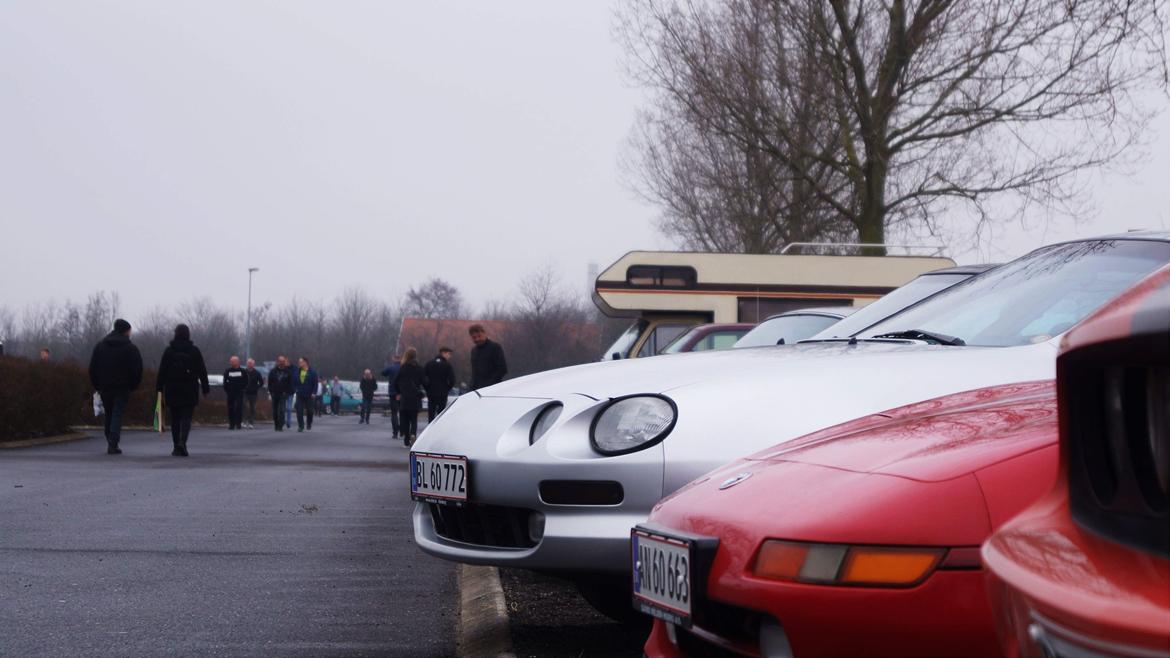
[428,502,537,549]
[675,599,768,658]
[1064,333,1170,558]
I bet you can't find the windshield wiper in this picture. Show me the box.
[871,329,966,346]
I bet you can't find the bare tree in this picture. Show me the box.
[403,278,465,319]
[621,0,1168,252]
[620,0,854,252]
[503,265,601,377]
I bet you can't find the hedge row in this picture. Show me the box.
[0,355,273,443]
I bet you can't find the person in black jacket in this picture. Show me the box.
[223,355,246,430]
[423,347,456,421]
[266,355,295,431]
[392,348,425,446]
[358,369,377,424]
[469,324,507,391]
[243,358,265,429]
[88,318,144,455]
[155,324,210,457]
[381,358,402,438]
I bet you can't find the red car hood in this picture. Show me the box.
[748,381,1056,482]
[649,382,1058,547]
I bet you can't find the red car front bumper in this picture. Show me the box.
[644,569,1000,658]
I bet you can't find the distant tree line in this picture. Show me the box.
[0,270,627,384]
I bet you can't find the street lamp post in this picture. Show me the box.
[246,267,259,362]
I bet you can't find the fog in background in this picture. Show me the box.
[1,1,1167,320]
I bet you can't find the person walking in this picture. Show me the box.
[315,376,326,415]
[469,324,507,391]
[223,355,246,430]
[381,356,402,438]
[267,356,294,431]
[243,358,264,428]
[155,324,210,457]
[423,347,456,422]
[358,369,377,424]
[88,318,143,455]
[392,348,425,447]
[329,376,344,416]
[294,357,319,432]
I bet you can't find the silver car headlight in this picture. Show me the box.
[529,403,563,445]
[589,394,677,455]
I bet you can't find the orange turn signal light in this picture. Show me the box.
[839,547,944,586]
[752,540,946,588]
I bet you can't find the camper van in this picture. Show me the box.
[593,248,955,359]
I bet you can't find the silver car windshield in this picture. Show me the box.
[735,314,841,347]
[860,240,1170,347]
[807,273,971,339]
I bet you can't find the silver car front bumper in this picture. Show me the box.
[409,392,666,574]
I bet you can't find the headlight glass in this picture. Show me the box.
[529,403,563,445]
[590,395,677,455]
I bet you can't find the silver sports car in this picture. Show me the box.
[409,233,1170,616]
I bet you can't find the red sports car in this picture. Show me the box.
[982,270,1170,657]
[634,378,1060,657]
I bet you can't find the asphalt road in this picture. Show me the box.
[0,414,455,657]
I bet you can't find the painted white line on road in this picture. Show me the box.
[457,564,516,658]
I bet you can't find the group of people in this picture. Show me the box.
[87,319,509,456]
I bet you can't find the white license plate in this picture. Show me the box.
[410,452,468,505]
[631,528,693,624]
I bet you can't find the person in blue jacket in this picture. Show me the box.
[294,356,319,432]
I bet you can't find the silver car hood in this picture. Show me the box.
[477,340,1059,492]
[478,340,1054,400]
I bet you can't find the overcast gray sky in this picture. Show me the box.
[2,2,1168,319]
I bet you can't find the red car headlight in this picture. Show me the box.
[753,540,950,588]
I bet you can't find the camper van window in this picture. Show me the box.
[626,265,697,289]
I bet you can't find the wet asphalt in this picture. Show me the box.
[0,413,455,657]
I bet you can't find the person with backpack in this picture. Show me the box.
[88,318,144,455]
[155,324,210,457]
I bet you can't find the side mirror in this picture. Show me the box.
[611,352,622,360]
[776,338,786,345]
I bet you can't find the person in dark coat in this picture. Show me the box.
[293,356,319,432]
[423,347,456,422]
[88,318,144,455]
[380,357,402,438]
[223,355,247,430]
[243,358,265,428]
[392,348,425,446]
[468,324,507,391]
[155,324,210,457]
[266,355,295,431]
[358,369,377,424]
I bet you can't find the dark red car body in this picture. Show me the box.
[640,378,1060,657]
[982,267,1170,658]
